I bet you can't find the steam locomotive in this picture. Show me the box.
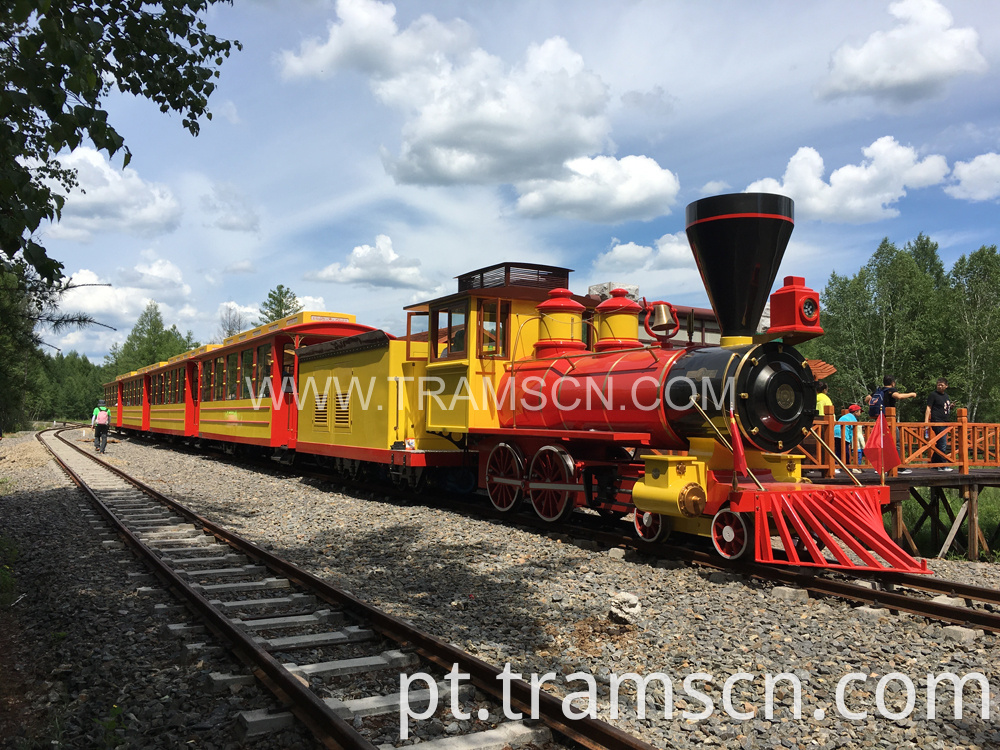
[104,193,926,574]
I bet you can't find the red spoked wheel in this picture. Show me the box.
[633,511,670,543]
[711,505,754,560]
[486,442,524,512]
[527,445,578,522]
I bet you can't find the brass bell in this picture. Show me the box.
[650,303,675,332]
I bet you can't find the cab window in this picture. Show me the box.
[430,302,468,361]
[478,299,510,358]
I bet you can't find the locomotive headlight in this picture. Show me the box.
[775,383,795,410]
[801,297,818,321]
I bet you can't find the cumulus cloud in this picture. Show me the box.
[280,0,673,222]
[307,234,429,288]
[945,152,1000,201]
[201,182,260,232]
[592,232,695,276]
[46,147,181,241]
[515,155,680,222]
[746,136,949,222]
[282,3,608,182]
[588,232,700,298]
[818,0,987,103]
[699,180,731,196]
[117,254,192,300]
[279,0,473,80]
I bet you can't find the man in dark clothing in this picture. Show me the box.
[872,376,917,473]
[925,378,953,471]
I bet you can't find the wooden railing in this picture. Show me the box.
[801,406,998,477]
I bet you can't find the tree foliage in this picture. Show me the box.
[104,301,197,376]
[256,285,302,324]
[0,260,106,428]
[1,1,240,282]
[215,301,248,342]
[810,234,1000,423]
[948,245,1000,421]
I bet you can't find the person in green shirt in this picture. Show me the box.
[91,399,111,454]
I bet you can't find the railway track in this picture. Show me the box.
[37,427,659,750]
[113,426,1000,638]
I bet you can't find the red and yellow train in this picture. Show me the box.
[104,193,926,575]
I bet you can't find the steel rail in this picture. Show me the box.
[39,429,375,750]
[43,428,658,750]
[849,570,1000,605]
[649,544,1000,633]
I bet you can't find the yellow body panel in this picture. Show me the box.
[149,405,186,432]
[121,405,143,428]
[632,455,708,518]
[198,401,273,440]
[297,340,456,452]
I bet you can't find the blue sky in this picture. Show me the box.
[42,0,1000,361]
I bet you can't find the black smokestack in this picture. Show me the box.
[685,193,794,339]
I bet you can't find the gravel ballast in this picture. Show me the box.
[3,428,1000,749]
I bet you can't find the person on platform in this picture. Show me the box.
[870,376,917,473]
[925,377,954,472]
[833,404,863,474]
[816,380,834,416]
[91,399,111,454]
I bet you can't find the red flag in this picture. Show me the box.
[729,409,748,477]
[865,413,901,474]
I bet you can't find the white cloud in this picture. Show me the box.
[118,254,192,299]
[746,136,949,222]
[307,234,429,288]
[279,0,473,80]
[592,232,695,277]
[216,100,241,125]
[216,300,258,319]
[380,34,611,185]
[280,0,672,223]
[945,152,1000,201]
[699,180,731,196]
[299,295,328,312]
[46,147,182,241]
[201,182,260,232]
[515,155,680,222]
[819,0,987,103]
[586,231,701,300]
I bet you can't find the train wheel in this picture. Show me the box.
[486,442,524,512]
[711,506,754,560]
[633,511,670,543]
[527,445,577,522]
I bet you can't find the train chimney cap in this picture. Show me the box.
[685,192,794,340]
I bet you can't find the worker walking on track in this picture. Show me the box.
[91,399,110,454]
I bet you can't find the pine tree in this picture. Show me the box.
[105,302,198,375]
[256,285,303,324]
